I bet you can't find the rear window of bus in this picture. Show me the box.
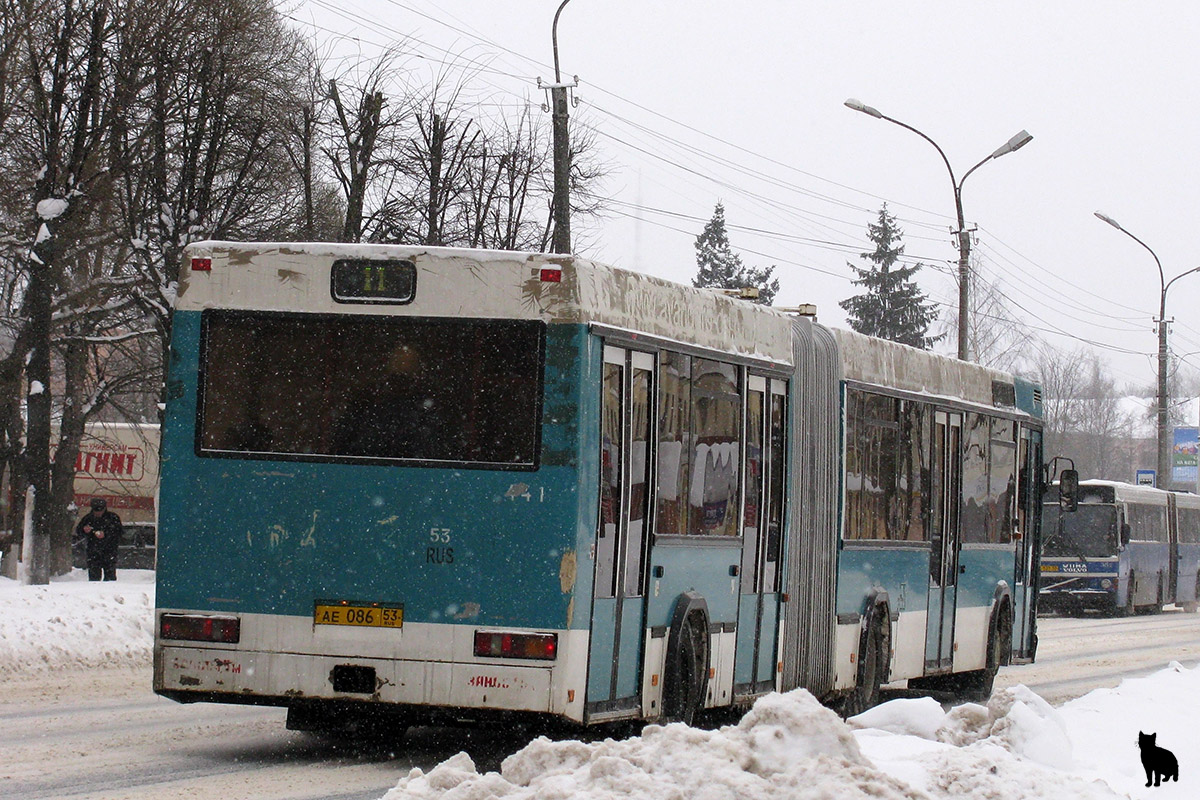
[197,311,544,469]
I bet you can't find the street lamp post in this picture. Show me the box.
[548,0,575,255]
[1094,211,1200,488]
[844,99,1032,361]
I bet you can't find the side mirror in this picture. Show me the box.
[1059,469,1079,512]
[1121,523,1131,546]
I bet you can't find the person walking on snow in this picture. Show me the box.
[76,498,123,581]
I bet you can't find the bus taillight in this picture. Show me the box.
[160,613,240,644]
[473,630,557,661]
[539,268,562,283]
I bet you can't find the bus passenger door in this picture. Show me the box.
[1168,494,1179,603]
[734,377,785,695]
[588,346,654,716]
[925,411,962,673]
[1012,428,1042,663]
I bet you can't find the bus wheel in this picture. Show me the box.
[960,608,1010,702]
[287,703,409,741]
[1149,578,1164,615]
[1119,575,1136,617]
[662,613,708,726]
[843,621,885,717]
[1185,574,1200,612]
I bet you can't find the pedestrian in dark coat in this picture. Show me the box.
[75,498,123,581]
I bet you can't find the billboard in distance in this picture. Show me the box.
[1172,426,1199,487]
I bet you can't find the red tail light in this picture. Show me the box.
[539,268,562,283]
[473,630,557,660]
[160,613,240,643]
[191,257,212,271]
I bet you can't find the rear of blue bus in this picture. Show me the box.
[153,243,597,727]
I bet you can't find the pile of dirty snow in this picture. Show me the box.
[386,691,924,800]
[386,662,1200,800]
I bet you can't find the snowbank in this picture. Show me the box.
[382,663,1200,800]
[386,691,924,800]
[0,569,154,675]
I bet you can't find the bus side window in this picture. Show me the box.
[741,387,765,591]
[655,352,691,535]
[763,391,786,590]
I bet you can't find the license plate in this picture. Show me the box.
[314,601,403,628]
[1040,564,1059,572]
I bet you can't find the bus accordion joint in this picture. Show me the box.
[473,630,558,660]
[160,613,240,644]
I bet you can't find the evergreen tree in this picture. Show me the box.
[839,204,941,349]
[692,203,779,304]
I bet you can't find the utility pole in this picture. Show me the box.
[1095,211,1200,489]
[543,0,577,255]
[844,99,1031,361]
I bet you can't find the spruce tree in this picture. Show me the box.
[839,204,941,349]
[693,203,779,304]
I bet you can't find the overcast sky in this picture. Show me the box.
[295,0,1200,398]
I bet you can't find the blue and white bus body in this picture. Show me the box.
[153,242,1043,729]
[154,242,809,726]
[1172,491,1200,612]
[830,331,1044,698]
[1041,481,1176,614]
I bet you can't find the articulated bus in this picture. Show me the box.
[1041,480,1200,615]
[153,242,1047,732]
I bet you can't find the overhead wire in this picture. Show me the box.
[293,1,1165,379]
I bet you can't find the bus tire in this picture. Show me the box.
[1184,573,1200,613]
[662,609,709,726]
[1119,574,1136,617]
[959,604,1011,702]
[842,613,887,717]
[1149,576,1164,615]
[286,703,409,740]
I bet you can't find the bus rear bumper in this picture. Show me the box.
[153,644,585,723]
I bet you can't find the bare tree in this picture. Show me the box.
[940,264,1026,371]
[1036,344,1137,481]
[321,49,410,244]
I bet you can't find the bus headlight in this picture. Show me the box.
[1100,579,1112,589]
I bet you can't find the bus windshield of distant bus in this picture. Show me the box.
[198,311,544,468]
[1042,503,1118,558]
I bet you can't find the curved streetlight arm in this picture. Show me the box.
[960,151,999,190]
[551,0,573,82]
[844,100,1032,221]
[1164,264,1200,297]
[876,111,959,201]
[1094,211,1165,296]
[844,98,1031,362]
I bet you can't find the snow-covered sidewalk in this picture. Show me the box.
[0,570,154,676]
[4,571,1193,799]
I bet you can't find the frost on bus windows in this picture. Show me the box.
[197,311,544,468]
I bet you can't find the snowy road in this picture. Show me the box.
[996,607,1200,704]
[4,610,1199,800]
[0,669,532,800]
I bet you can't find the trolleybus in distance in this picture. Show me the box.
[153,242,1049,733]
[1041,480,1200,615]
